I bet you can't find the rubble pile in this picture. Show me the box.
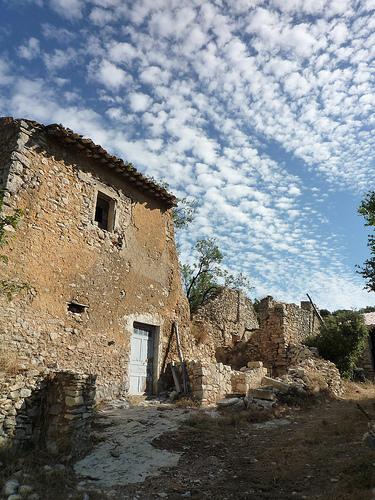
[284,343,343,396]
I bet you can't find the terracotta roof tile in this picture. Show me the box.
[42,122,177,207]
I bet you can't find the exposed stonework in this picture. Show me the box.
[0,368,96,453]
[242,296,320,375]
[185,287,259,362]
[0,117,190,400]
[187,290,319,378]
[174,360,268,405]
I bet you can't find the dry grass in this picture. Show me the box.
[0,349,24,375]
[191,322,209,344]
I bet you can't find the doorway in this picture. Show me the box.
[130,323,155,394]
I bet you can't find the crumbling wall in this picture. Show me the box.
[183,287,259,363]
[242,297,319,375]
[175,360,267,405]
[197,293,320,377]
[0,368,96,454]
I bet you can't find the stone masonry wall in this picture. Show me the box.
[184,287,259,364]
[0,368,95,454]
[0,118,190,399]
[196,293,320,378]
[243,297,319,376]
[176,360,268,405]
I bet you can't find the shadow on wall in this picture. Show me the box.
[1,371,96,456]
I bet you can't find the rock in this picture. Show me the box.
[18,485,33,495]
[3,479,19,496]
[247,361,263,368]
[363,432,375,450]
[169,391,179,401]
[254,399,275,409]
[230,399,246,412]
[247,387,275,401]
[217,398,241,407]
[262,376,290,394]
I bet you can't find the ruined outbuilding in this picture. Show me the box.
[186,288,319,376]
[0,117,190,400]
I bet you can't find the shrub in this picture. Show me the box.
[304,310,368,379]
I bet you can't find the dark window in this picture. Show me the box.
[94,192,115,231]
[95,195,110,230]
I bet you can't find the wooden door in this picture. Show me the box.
[130,324,154,394]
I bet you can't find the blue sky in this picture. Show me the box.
[1,0,375,311]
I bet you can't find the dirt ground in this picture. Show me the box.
[2,382,375,500]
[110,382,375,500]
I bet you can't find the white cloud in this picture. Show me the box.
[17,38,40,60]
[89,7,116,25]
[50,0,84,20]
[129,93,152,112]
[97,60,130,90]
[43,48,76,71]
[0,59,14,86]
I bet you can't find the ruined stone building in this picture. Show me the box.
[186,288,319,375]
[0,117,190,399]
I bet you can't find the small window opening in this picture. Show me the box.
[95,194,110,230]
[68,299,89,314]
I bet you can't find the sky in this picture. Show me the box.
[1,0,375,311]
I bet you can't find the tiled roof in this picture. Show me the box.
[30,120,176,207]
[364,312,375,326]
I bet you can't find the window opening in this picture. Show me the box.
[94,192,115,231]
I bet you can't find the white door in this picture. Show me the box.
[130,324,154,393]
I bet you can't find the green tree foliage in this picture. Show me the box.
[172,197,198,230]
[357,191,375,291]
[0,192,29,300]
[304,310,368,379]
[147,176,198,230]
[182,238,254,313]
[360,306,375,313]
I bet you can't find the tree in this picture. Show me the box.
[172,197,198,230]
[304,310,368,379]
[357,191,375,291]
[0,192,29,300]
[181,238,254,313]
[147,176,198,231]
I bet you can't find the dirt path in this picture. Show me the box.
[75,383,375,500]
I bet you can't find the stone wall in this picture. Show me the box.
[0,118,190,399]
[175,360,268,405]
[184,287,259,363]
[0,368,95,454]
[190,292,320,377]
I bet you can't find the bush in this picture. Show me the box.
[304,310,368,379]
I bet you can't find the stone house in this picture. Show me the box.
[0,117,190,399]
